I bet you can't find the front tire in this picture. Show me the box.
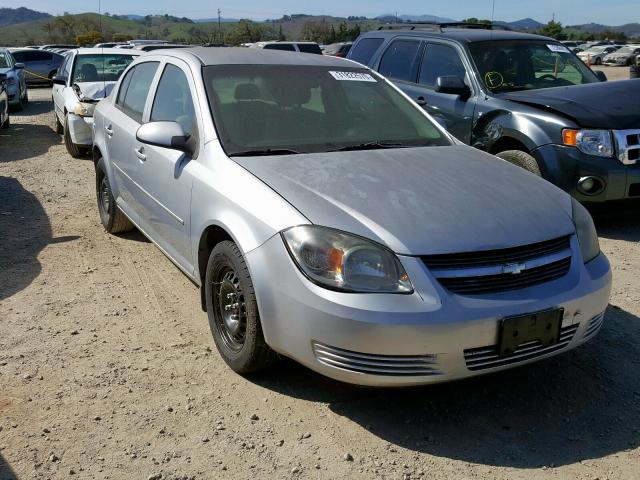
[496,150,542,176]
[64,114,83,158]
[95,157,134,234]
[205,241,277,374]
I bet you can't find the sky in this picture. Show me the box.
[10,0,639,25]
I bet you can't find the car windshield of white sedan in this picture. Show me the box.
[469,41,600,93]
[72,54,135,83]
[204,65,450,155]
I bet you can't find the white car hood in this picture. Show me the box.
[74,81,116,101]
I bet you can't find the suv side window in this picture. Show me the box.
[117,62,159,123]
[264,43,295,51]
[150,64,197,137]
[349,38,383,65]
[12,51,26,62]
[378,40,421,82]
[419,43,467,88]
[297,43,322,54]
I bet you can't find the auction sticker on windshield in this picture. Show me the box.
[547,44,571,54]
[329,71,377,82]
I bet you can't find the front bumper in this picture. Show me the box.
[247,235,611,387]
[66,112,94,146]
[532,143,640,202]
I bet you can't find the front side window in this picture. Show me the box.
[203,65,450,156]
[378,40,421,82]
[11,51,26,62]
[150,64,196,136]
[117,62,159,123]
[419,44,467,88]
[469,40,600,92]
[71,54,136,83]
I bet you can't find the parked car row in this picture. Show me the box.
[0,48,27,110]
[81,37,615,387]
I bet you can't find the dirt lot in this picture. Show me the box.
[0,86,639,480]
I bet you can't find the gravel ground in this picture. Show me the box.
[0,87,639,480]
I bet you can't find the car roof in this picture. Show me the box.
[178,47,361,67]
[363,27,554,43]
[71,48,144,55]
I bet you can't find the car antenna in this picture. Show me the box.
[490,0,496,40]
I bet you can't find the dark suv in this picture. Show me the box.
[348,24,640,202]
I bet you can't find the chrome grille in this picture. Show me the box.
[422,236,572,295]
[613,129,640,165]
[312,341,442,377]
[583,312,605,340]
[464,324,579,371]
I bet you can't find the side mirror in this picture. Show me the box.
[136,121,196,157]
[52,75,67,85]
[594,70,607,82]
[14,63,25,69]
[435,75,471,98]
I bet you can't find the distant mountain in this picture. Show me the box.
[569,22,640,37]
[194,18,241,24]
[0,7,51,27]
[376,13,457,24]
[501,18,544,30]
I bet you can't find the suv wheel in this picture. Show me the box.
[205,241,278,374]
[496,150,542,176]
[95,158,135,233]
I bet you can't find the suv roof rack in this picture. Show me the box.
[377,22,512,32]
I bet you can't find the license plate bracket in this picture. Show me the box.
[498,309,563,357]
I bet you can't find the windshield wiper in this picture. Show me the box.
[327,141,411,152]
[229,148,302,157]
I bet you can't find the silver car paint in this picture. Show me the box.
[93,48,612,386]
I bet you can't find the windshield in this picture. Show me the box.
[616,47,639,54]
[72,54,135,83]
[469,40,600,93]
[203,65,450,155]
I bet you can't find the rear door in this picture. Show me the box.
[106,61,160,221]
[129,60,200,272]
[401,42,477,142]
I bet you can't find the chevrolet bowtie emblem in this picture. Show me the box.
[503,262,527,275]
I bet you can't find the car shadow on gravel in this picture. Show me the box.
[0,123,60,163]
[0,453,17,480]
[0,176,79,301]
[16,96,54,117]
[250,304,640,469]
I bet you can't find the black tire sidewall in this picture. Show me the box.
[496,150,542,176]
[205,241,266,373]
[95,158,116,231]
[64,114,82,157]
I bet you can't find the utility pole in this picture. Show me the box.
[395,11,398,23]
[218,8,222,43]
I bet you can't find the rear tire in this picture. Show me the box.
[95,157,135,234]
[205,241,278,374]
[496,150,542,176]
[64,114,83,158]
[53,110,63,134]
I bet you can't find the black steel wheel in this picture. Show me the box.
[205,241,277,374]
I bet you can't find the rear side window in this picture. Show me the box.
[117,62,159,123]
[378,40,421,82]
[264,43,295,51]
[349,38,383,65]
[419,43,467,88]
[298,43,322,54]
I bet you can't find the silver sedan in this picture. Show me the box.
[92,48,611,387]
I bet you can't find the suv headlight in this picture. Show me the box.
[563,129,613,157]
[571,198,600,263]
[282,225,413,294]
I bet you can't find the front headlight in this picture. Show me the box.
[74,102,96,117]
[562,129,613,157]
[282,225,413,293]
[571,198,600,263]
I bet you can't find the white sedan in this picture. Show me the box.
[52,48,141,157]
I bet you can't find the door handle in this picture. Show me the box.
[134,147,146,162]
[105,124,113,137]
[415,96,427,106]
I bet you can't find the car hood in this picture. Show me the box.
[74,81,116,101]
[497,80,640,129]
[235,146,574,255]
